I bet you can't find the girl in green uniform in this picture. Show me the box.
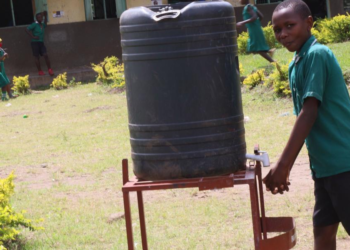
[237,0,275,62]
[0,38,15,101]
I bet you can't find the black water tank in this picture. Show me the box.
[120,1,246,180]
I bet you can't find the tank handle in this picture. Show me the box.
[153,10,181,22]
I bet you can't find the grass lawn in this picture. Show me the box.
[239,40,350,75]
[0,42,349,249]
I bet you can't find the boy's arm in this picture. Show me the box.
[256,9,264,20]
[25,28,39,40]
[236,5,257,28]
[263,97,319,194]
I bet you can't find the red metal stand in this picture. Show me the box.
[122,159,296,250]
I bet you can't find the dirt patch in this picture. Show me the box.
[0,164,93,190]
[262,156,314,193]
[0,165,59,190]
[0,157,317,202]
[140,157,314,203]
[84,106,114,113]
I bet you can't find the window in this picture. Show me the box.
[86,0,118,20]
[255,0,282,4]
[0,0,34,28]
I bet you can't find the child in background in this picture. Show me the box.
[26,11,54,76]
[0,38,16,101]
[263,0,350,249]
[236,0,275,63]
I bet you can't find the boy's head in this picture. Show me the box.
[272,0,313,53]
[36,13,43,23]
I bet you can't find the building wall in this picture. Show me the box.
[0,19,121,76]
[226,0,243,7]
[47,0,86,24]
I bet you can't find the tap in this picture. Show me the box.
[246,151,270,167]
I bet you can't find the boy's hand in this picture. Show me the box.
[263,164,290,194]
[236,22,243,28]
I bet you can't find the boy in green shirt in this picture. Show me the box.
[263,0,350,249]
[0,38,16,101]
[26,11,54,76]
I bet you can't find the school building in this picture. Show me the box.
[0,0,348,85]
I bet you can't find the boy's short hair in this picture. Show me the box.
[274,0,311,19]
[35,13,42,19]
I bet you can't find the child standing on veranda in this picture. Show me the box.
[0,38,16,101]
[26,11,54,76]
[263,0,350,249]
[236,0,275,63]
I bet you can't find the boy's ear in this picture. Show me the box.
[306,15,313,31]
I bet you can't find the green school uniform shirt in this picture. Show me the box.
[27,22,47,42]
[242,4,270,53]
[289,35,350,178]
[0,49,10,88]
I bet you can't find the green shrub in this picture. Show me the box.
[51,73,68,90]
[68,77,82,87]
[243,69,265,89]
[239,63,244,75]
[267,62,291,97]
[237,32,249,55]
[0,172,42,249]
[91,56,125,88]
[311,27,329,44]
[313,14,350,43]
[12,75,30,95]
[262,23,283,49]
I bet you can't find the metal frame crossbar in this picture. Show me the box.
[122,157,296,249]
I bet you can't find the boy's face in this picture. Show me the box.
[272,7,313,53]
[36,14,43,23]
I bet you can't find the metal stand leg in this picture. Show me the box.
[137,191,148,250]
[256,162,267,240]
[122,159,134,250]
[250,180,262,250]
[123,191,134,250]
